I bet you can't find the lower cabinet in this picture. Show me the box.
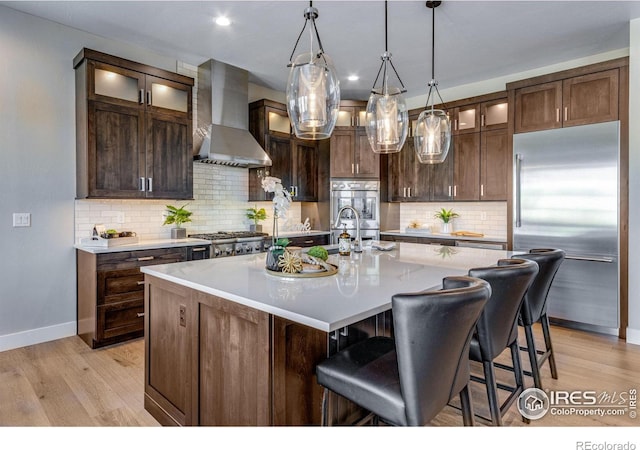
[143,275,392,426]
[283,234,330,248]
[77,245,209,349]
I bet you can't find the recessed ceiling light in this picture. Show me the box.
[215,16,231,26]
[347,75,359,81]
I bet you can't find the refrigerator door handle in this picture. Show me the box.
[515,154,523,227]
[565,255,615,263]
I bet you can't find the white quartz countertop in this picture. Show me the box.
[75,238,212,254]
[141,243,512,332]
[381,230,507,243]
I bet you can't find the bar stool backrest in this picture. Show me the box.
[392,276,491,426]
[518,249,566,325]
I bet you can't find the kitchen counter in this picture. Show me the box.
[381,230,507,243]
[141,242,512,426]
[141,243,510,332]
[74,237,212,254]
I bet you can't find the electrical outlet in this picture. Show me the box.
[115,211,125,224]
[179,304,186,327]
[480,212,487,221]
[12,213,31,227]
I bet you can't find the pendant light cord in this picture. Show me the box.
[287,0,326,65]
[371,0,406,94]
[425,1,446,111]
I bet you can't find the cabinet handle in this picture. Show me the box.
[448,185,452,197]
[147,178,153,192]
[481,114,485,127]
[407,187,412,197]
[481,184,484,197]
[403,187,407,197]
[139,89,144,104]
[192,247,207,252]
[139,177,146,192]
[304,240,314,244]
[556,108,560,122]
[137,256,155,261]
[351,163,355,174]
[454,185,457,197]
[564,106,568,122]
[146,90,151,106]
[137,281,145,286]
[137,313,145,318]
[356,164,360,174]
[454,119,458,131]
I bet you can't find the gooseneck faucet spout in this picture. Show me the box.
[334,206,362,253]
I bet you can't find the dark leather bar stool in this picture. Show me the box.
[517,248,565,389]
[467,258,538,426]
[316,276,491,426]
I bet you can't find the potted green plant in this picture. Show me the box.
[434,208,459,234]
[163,204,193,239]
[246,205,267,232]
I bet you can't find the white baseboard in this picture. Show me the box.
[0,321,76,352]
[626,327,640,346]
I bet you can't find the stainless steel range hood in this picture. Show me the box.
[194,59,272,168]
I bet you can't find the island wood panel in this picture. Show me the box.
[196,291,271,426]
[272,318,327,425]
[144,276,193,426]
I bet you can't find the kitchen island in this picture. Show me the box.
[141,243,510,426]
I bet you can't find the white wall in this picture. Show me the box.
[627,19,640,345]
[0,5,190,351]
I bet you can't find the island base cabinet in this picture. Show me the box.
[144,277,194,426]
[144,275,393,426]
[197,292,271,426]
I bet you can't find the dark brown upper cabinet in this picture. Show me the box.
[248,99,318,202]
[514,68,619,133]
[74,48,193,199]
[330,100,379,179]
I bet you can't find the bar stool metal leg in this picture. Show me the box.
[524,324,543,389]
[541,314,558,379]
[482,360,502,426]
[459,384,475,426]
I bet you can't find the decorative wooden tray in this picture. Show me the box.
[265,264,338,278]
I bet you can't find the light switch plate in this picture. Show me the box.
[13,213,31,227]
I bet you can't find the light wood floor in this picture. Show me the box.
[1,324,639,426]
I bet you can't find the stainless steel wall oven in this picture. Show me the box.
[330,180,380,244]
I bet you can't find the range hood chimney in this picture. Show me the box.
[194,59,272,168]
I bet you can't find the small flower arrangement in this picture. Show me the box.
[434,208,459,223]
[261,176,292,247]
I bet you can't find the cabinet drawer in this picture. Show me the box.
[287,235,329,247]
[97,268,145,305]
[97,247,187,270]
[97,299,144,340]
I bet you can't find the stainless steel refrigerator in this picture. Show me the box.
[513,121,619,334]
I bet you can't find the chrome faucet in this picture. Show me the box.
[334,206,362,253]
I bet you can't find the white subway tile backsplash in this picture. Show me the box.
[399,201,507,239]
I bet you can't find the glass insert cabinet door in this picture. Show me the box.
[148,76,189,113]
[91,62,144,105]
[90,63,189,114]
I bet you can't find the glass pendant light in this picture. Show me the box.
[286,1,340,140]
[365,1,408,154]
[414,1,451,164]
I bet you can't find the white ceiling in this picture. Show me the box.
[3,0,640,100]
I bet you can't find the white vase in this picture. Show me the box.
[441,222,451,234]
